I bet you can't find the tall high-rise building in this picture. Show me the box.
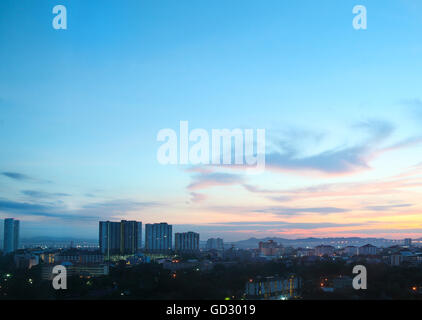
[4,218,20,253]
[206,238,224,251]
[175,232,199,252]
[404,238,412,247]
[120,220,142,255]
[99,221,120,258]
[145,223,172,252]
[99,220,142,259]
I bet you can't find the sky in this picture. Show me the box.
[0,0,422,241]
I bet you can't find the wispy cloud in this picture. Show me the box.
[2,172,51,183]
[187,172,244,190]
[21,190,71,198]
[254,206,349,215]
[265,120,395,175]
[2,172,33,181]
[0,198,160,222]
[0,199,95,220]
[242,170,422,204]
[189,192,207,203]
[242,184,279,194]
[174,221,364,232]
[266,145,370,175]
[266,195,292,203]
[81,199,159,212]
[364,204,412,212]
[0,200,55,212]
[214,221,363,229]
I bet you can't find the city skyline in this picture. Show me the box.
[0,216,418,248]
[1,0,422,241]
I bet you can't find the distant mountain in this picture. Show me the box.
[231,237,402,249]
[13,236,410,250]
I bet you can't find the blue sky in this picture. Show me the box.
[1,0,422,241]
